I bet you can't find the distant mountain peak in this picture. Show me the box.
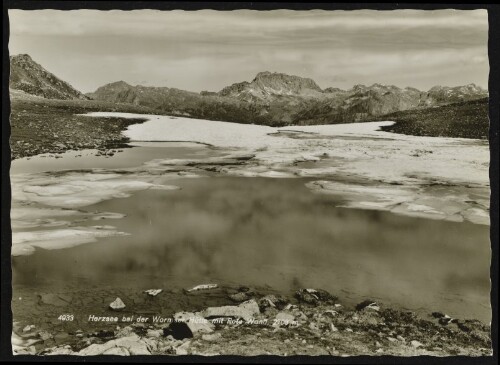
[110,80,132,87]
[220,71,323,100]
[96,80,134,90]
[9,53,88,100]
[254,71,274,78]
[424,84,488,106]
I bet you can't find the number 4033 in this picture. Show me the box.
[58,314,74,321]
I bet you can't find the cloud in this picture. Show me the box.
[9,9,487,37]
[8,9,488,92]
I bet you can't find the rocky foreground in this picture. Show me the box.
[12,287,492,357]
[9,92,154,160]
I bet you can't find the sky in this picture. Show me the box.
[8,9,489,93]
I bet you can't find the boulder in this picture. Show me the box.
[109,297,126,310]
[173,312,214,335]
[163,322,193,340]
[201,299,260,322]
[239,299,260,316]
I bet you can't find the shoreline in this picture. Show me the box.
[12,285,492,356]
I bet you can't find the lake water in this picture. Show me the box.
[11,143,491,323]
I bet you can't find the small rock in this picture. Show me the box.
[38,331,53,341]
[258,294,289,310]
[116,326,134,338]
[397,335,406,342]
[201,333,222,342]
[411,340,424,348]
[22,325,35,333]
[175,340,191,355]
[146,329,163,338]
[356,300,380,311]
[322,310,338,317]
[283,303,298,311]
[439,315,454,325]
[186,284,218,292]
[309,322,319,332]
[144,289,163,297]
[109,297,126,310]
[229,292,250,303]
[92,330,115,339]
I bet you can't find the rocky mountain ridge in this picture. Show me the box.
[218,71,324,101]
[10,54,488,126]
[9,54,88,100]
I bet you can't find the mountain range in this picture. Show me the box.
[9,54,488,126]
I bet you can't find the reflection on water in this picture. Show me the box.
[10,142,220,174]
[12,175,491,321]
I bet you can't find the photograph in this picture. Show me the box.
[3,3,495,359]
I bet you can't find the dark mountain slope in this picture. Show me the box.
[9,54,88,100]
[377,98,489,139]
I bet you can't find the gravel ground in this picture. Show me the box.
[9,94,156,160]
